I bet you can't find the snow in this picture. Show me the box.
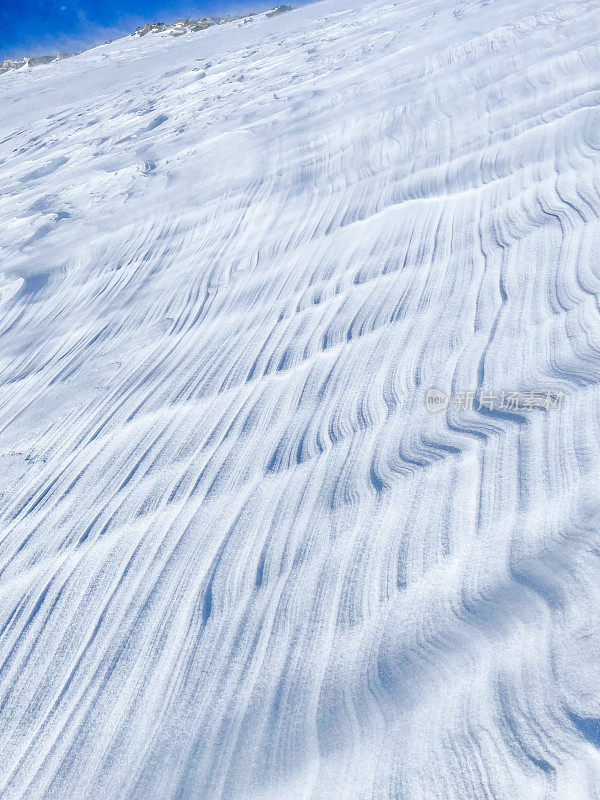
[1,0,600,797]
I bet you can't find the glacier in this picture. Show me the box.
[1,0,600,797]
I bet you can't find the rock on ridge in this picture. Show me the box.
[0,53,73,76]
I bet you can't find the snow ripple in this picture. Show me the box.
[0,0,600,797]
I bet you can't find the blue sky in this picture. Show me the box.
[0,0,273,60]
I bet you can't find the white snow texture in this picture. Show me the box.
[1,0,600,798]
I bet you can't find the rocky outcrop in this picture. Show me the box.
[167,18,220,36]
[133,22,168,36]
[265,5,294,16]
[0,53,72,76]
[131,7,293,38]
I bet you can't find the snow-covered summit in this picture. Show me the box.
[132,6,293,38]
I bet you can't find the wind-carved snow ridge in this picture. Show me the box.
[0,0,600,797]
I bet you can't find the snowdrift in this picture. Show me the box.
[1,0,600,797]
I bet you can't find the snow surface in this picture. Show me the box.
[1,0,600,797]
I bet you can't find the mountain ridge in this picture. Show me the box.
[0,5,294,77]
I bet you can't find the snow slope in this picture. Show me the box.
[1,0,600,797]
